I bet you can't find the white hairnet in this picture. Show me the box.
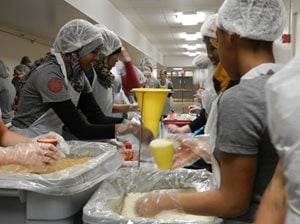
[192,54,210,69]
[53,19,103,53]
[139,57,153,71]
[95,24,122,56]
[266,54,300,223]
[217,0,286,41]
[200,14,218,39]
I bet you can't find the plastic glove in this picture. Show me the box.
[135,191,181,217]
[129,103,139,112]
[170,135,211,169]
[116,121,154,144]
[0,142,58,169]
[33,131,69,157]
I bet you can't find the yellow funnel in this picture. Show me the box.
[132,88,170,137]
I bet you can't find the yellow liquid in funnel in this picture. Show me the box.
[150,139,174,170]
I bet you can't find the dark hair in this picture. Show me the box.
[109,47,122,56]
[20,56,32,65]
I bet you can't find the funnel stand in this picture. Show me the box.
[137,92,145,168]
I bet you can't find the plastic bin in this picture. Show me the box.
[0,141,123,223]
[83,168,222,224]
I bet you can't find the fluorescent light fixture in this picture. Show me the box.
[175,12,206,26]
[182,44,205,50]
[173,67,183,70]
[183,51,202,57]
[179,32,202,41]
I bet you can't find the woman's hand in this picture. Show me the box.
[1,142,58,169]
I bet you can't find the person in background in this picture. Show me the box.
[136,1,286,223]
[11,19,153,144]
[0,60,16,124]
[142,69,160,88]
[89,26,140,117]
[110,47,142,118]
[167,14,231,135]
[159,69,173,118]
[20,56,33,69]
[11,64,31,113]
[190,53,211,111]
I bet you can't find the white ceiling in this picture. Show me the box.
[108,0,223,57]
[0,0,296,64]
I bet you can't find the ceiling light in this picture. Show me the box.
[182,44,205,50]
[183,51,202,57]
[179,32,202,41]
[175,12,206,26]
[173,67,183,70]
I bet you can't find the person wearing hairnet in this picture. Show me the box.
[89,27,139,117]
[11,19,153,144]
[255,54,300,224]
[0,60,16,124]
[110,48,142,118]
[136,0,286,223]
[167,14,236,136]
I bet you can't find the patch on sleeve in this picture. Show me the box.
[47,78,63,93]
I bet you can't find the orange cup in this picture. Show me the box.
[37,138,58,146]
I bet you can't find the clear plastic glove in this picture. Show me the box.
[116,121,154,144]
[135,191,181,217]
[167,124,186,134]
[129,103,139,112]
[170,135,211,169]
[33,131,69,157]
[0,142,58,169]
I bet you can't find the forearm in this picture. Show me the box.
[255,162,287,224]
[122,61,141,92]
[159,190,239,218]
[0,124,30,147]
[78,92,124,124]
[49,100,116,140]
[112,104,130,113]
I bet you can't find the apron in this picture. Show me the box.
[11,50,81,137]
[91,71,113,116]
[205,63,283,188]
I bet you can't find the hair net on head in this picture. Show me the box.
[139,57,153,72]
[266,54,300,223]
[14,64,30,75]
[200,14,218,38]
[53,19,103,53]
[95,24,122,56]
[192,54,210,69]
[217,0,286,41]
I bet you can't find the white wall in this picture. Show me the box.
[0,29,50,76]
[163,55,193,67]
[65,0,163,65]
[294,12,300,55]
